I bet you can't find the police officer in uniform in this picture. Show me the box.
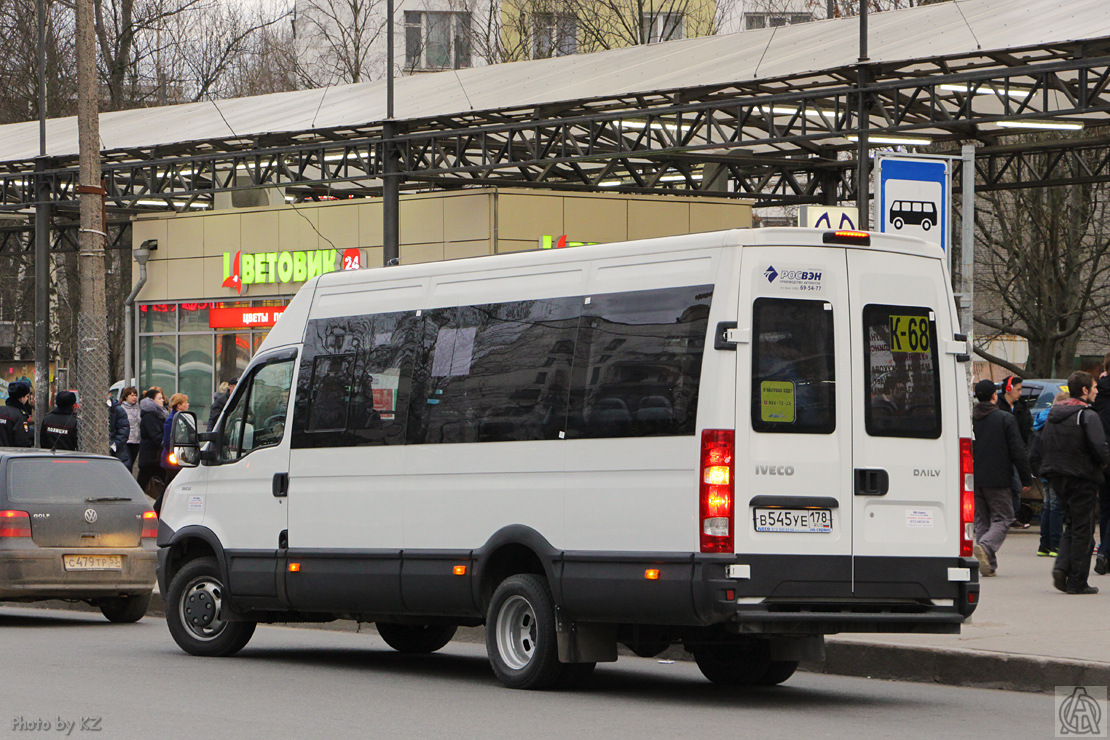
[40,391,79,451]
[0,381,33,447]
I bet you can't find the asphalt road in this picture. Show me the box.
[0,606,1057,740]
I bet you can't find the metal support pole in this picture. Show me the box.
[33,160,50,447]
[33,0,49,446]
[961,144,976,343]
[382,0,400,267]
[856,2,870,230]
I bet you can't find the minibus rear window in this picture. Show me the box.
[750,298,835,434]
[863,304,942,439]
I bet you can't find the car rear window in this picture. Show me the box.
[5,458,145,504]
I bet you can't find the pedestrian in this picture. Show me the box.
[136,388,169,496]
[998,375,1034,527]
[107,393,130,467]
[119,386,141,472]
[971,379,1032,577]
[40,391,79,451]
[161,393,189,486]
[1091,353,1110,576]
[208,377,237,430]
[1039,371,1110,595]
[0,381,34,447]
[1034,391,1068,558]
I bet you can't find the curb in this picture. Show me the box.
[805,641,1110,694]
[17,599,1103,693]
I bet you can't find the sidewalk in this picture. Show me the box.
[806,528,1110,692]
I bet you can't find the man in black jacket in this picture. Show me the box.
[998,375,1034,527]
[0,381,33,447]
[40,391,78,451]
[971,379,1032,577]
[1040,371,1110,594]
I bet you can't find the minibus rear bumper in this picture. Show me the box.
[556,552,978,634]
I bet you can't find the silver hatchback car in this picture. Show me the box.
[0,450,157,622]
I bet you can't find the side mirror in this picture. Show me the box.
[172,411,201,468]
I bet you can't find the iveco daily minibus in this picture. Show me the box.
[159,227,978,690]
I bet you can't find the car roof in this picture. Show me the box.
[0,449,117,462]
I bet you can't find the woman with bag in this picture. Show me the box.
[136,388,169,505]
[161,393,189,485]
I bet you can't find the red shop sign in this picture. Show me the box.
[209,306,287,329]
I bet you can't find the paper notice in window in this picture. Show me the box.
[760,381,796,423]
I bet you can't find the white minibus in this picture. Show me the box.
[160,227,978,690]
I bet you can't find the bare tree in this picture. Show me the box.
[294,0,387,85]
[972,133,1110,378]
[0,0,77,124]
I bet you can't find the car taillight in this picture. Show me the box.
[0,510,30,538]
[959,437,974,557]
[141,511,158,539]
[700,429,735,553]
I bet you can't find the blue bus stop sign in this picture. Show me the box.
[876,156,950,251]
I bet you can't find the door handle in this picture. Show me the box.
[272,472,289,498]
[854,468,889,496]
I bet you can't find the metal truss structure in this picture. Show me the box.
[0,29,1107,251]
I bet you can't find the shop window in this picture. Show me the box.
[140,334,176,397]
[139,303,176,333]
[179,335,214,425]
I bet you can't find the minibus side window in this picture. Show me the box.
[307,354,354,431]
[410,297,581,444]
[293,312,417,448]
[863,304,942,439]
[566,285,712,440]
[750,297,835,434]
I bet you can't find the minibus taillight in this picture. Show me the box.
[700,429,735,554]
[141,511,158,539]
[959,437,974,558]
[0,510,31,538]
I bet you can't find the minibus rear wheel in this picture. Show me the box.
[487,573,570,689]
[692,637,797,686]
[376,623,457,653]
[166,556,256,657]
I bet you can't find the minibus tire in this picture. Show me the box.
[693,638,775,686]
[166,557,256,657]
[759,660,799,686]
[98,592,152,623]
[376,623,457,654]
[486,574,563,690]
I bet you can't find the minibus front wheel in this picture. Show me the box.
[166,556,256,657]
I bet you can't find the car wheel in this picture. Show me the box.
[98,592,152,623]
[486,574,569,690]
[376,623,457,654]
[893,217,904,229]
[693,637,794,686]
[922,219,932,231]
[166,556,256,657]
